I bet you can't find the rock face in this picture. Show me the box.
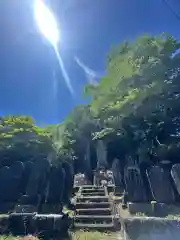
[0,162,25,213]
[171,164,180,196]
[20,161,34,195]
[0,162,24,202]
[0,157,73,237]
[0,157,74,214]
[62,161,74,206]
[112,158,123,187]
[96,140,108,169]
[46,165,65,204]
[0,166,11,202]
[147,166,175,203]
[84,143,93,183]
[111,157,180,205]
[18,158,50,211]
[7,161,24,202]
[42,165,65,213]
[125,166,147,202]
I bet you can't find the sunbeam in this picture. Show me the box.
[54,46,74,94]
[34,0,74,94]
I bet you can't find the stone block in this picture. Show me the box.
[123,217,180,240]
[152,202,178,217]
[7,213,71,237]
[0,215,9,234]
[128,202,153,215]
[147,166,175,203]
[8,212,36,235]
[34,214,64,239]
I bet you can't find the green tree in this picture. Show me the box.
[49,33,180,169]
[0,116,56,165]
[86,34,180,164]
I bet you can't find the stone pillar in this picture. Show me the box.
[84,142,93,184]
[96,140,108,169]
[112,158,123,187]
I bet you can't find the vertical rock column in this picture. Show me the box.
[96,140,108,169]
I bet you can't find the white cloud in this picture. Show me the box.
[74,56,99,85]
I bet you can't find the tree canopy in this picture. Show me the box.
[54,33,180,169]
[0,116,56,166]
[2,33,180,170]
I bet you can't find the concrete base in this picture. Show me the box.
[128,202,153,215]
[0,214,9,234]
[122,217,180,240]
[0,212,71,236]
[8,212,36,235]
[128,202,180,217]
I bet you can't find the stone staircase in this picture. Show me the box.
[74,185,115,230]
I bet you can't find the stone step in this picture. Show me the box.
[75,215,113,224]
[81,185,106,190]
[82,188,105,193]
[77,196,109,203]
[75,202,110,209]
[74,222,114,230]
[82,191,105,196]
[76,208,111,215]
[80,185,95,189]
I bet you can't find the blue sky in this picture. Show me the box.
[0,0,179,125]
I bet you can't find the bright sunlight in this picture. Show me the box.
[34,0,59,46]
[34,0,74,94]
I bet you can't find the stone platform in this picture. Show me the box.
[122,217,180,240]
[127,202,180,217]
[0,212,71,238]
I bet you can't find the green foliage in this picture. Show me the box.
[0,116,55,165]
[135,212,146,217]
[2,34,179,169]
[166,214,180,220]
[38,33,180,167]
[51,105,100,161]
[71,231,113,240]
[86,33,180,162]
[90,34,180,118]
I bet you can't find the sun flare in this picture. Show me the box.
[34,0,60,46]
[34,0,74,94]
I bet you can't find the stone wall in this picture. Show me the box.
[122,217,180,240]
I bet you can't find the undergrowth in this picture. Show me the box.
[70,231,115,240]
